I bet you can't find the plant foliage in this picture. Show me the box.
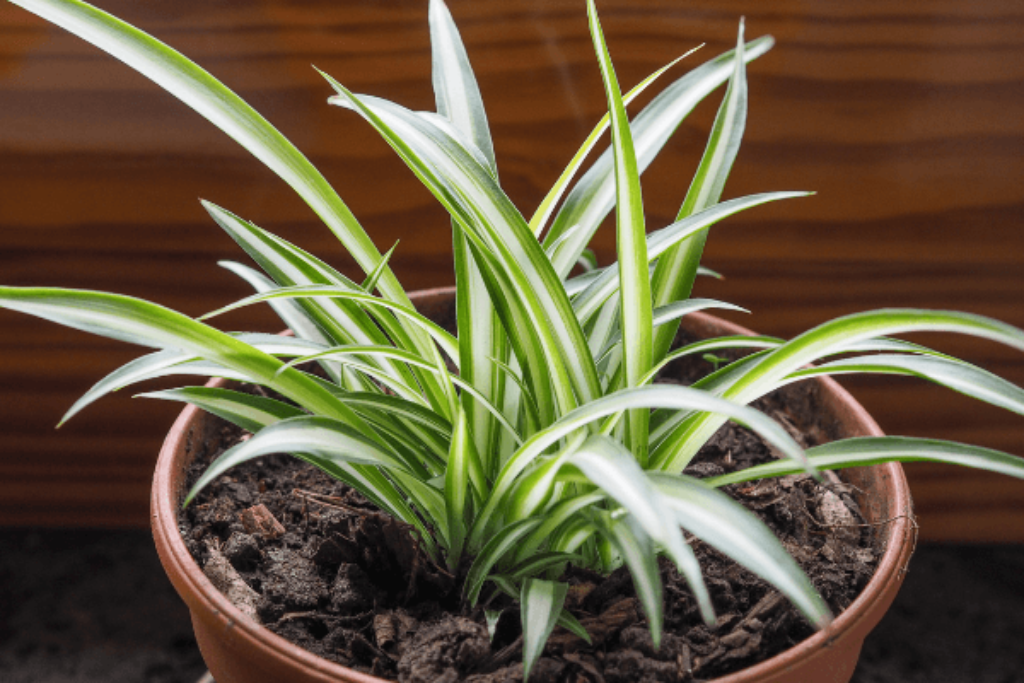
[4,0,1024,679]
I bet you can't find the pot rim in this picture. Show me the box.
[152,286,915,683]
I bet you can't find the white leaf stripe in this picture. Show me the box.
[202,284,460,367]
[279,344,523,445]
[429,0,497,175]
[181,415,431,550]
[454,221,505,474]
[445,406,478,569]
[0,288,370,432]
[431,0,506,467]
[513,492,605,564]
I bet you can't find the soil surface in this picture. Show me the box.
[179,363,881,682]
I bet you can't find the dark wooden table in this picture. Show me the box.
[1,0,1022,537]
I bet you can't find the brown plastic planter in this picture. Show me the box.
[152,287,916,683]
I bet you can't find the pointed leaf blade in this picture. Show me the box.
[707,437,1024,488]
[521,579,569,682]
[650,472,831,628]
[588,0,653,464]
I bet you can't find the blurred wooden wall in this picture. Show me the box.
[1,0,1022,539]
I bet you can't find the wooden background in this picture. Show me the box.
[1,0,1022,539]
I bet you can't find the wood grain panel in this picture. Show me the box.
[1,0,1022,538]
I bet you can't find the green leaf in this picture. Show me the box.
[649,472,831,629]
[646,336,781,444]
[0,287,367,430]
[529,49,700,238]
[185,415,410,499]
[202,284,460,368]
[445,405,487,569]
[430,0,497,175]
[784,354,1024,416]
[324,81,602,419]
[654,299,748,329]
[570,435,714,622]
[655,308,1024,472]
[592,512,665,647]
[220,261,358,388]
[453,223,507,471]
[219,262,331,347]
[484,609,503,641]
[325,388,450,471]
[137,386,304,434]
[431,0,507,467]
[586,294,621,369]
[341,392,453,439]
[651,20,750,363]
[556,610,591,644]
[183,415,431,550]
[389,468,450,549]
[521,579,569,682]
[470,384,807,550]
[577,249,599,272]
[573,192,808,325]
[60,347,198,425]
[513,492,606,564]
[697,265,723,279]
[204,202,453,413]
[544,36,775,277]
[549,518,600,559]
[507,432,587,522]
[509,552,584,581]
[361,241,399,294]
[465,518,543,605]
[459,230,560,426]
[588,0,653,465]
[707,437,1024,488]
[596,299,752,386]
[279,343,522,445]
[650,335,783,382]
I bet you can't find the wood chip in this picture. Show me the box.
[547,597,639,653]
[202,542,260,623]
[239,503,286,540]
[374,613,397,651]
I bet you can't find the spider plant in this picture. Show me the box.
[4,0,1024,679]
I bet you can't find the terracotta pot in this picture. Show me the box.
[152,286,916,683]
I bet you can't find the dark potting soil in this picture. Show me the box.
[178,372,880,683]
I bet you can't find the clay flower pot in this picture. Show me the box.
[152,287,915,683]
